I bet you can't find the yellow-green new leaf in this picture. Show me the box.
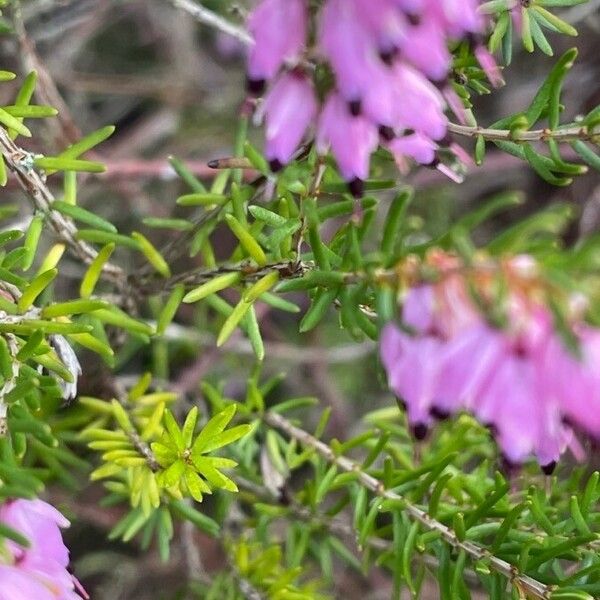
[183,272,241,304]
[191,404,237,454]
[195,424,251,454]
[157,284,184,335]
[42,299,108,318]
[184,468,211,502]
[36,243,66,275]
[68,332,114,365]
[131,232,171,278]
[177,193,227,206]
[52,200,117,233]
[182,406,198,447]
[22,214,43,271]
[160,459,185,488]
[163,410,185,451]
[90,462,122,481]
[45,125,115,175]
[216,297,252,347]
[111,399,134,432]
[34,157,105,173]
[0,155,6,187]
[9,71,37,140]
[151,442,178,466]
[18,268,57,311]
[94,308,154,337]
[243,272,279,303]
[141,402,166,441]
[191,456,238,492]
[225,213,267,266]
[3,105,58,119]
[80,243,115,298]
[0,107,31,137]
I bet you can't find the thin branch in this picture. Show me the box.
[448,121,600,143]
[0,128,126,286]
[128,430,160,472]
[234,476,482,585]
[155,322,376,364]
[234,575,265,600]
[138,259,311,295]
[167,0,253,46]
[263,411,555,600]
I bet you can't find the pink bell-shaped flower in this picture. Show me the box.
[247,0,308,93]
[317,93,378,196]
[262,71,317,170]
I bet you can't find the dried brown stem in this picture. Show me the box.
[0,127,126,286]
[263,411,555,600]
[448,121,600,143]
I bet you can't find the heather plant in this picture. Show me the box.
[0,0,598,599]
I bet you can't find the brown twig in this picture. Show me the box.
[0,127,126,286]
[448,121,600,143]
[263,411,555,600]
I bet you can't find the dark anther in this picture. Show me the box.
[348,99,362,116]
[513,342,528,358]
[395,397,407,412]
[269,158,283,173]
[348,177,364,198]
[541,461,557,476]
[500,454,520,477]
[407,13,421,26]
[430,406,450,421]
[277,485,292,506]
[484,422,498,436]
[246,77,266,96]
[379,47,398,66]
[207,159,219,169]
[378,125,395,141]
[465,33,484,50]
[412,423,429,441]
[403,128,415,136]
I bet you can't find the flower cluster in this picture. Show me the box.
[380,252,599,471]
[0,498,85,600]
[247,0,500,196]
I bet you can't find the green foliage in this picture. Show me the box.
[78,377,253,552]
[483,0,585,60]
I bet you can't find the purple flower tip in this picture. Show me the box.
[0,498,86,599]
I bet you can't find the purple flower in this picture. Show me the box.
[548,327,600,437]
[247,0,307,92]
[379,254,597,470]
[262,71,317,171]
[317,93,378,194]
[318,0,380,107]
[388,133,438,168]
[400,19,451,81]
[246,0,500,192]
[0,565,58,600]
[0,499,86,599]
[381,324,445,434]
[392,63,447,140]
